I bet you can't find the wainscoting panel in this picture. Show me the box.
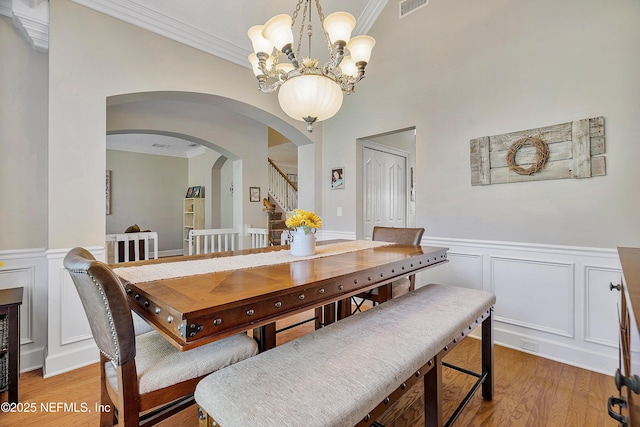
[417,251,483,291]
[583,265,637,349]
[59,266,92,345]
[0,248,48,372]
[44,247,101,377]
[491,256,575,337]
[421,236,621,375]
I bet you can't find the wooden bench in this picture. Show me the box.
[194,284,496,427]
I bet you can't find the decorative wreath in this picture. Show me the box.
[506,136,550,176]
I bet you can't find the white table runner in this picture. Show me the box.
[114,240,392,284]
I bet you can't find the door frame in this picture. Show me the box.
[356,129,415,239]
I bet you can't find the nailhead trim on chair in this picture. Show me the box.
[67,268,121,364]
[91,274,120,364]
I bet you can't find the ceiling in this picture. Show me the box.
[4,0,388,159]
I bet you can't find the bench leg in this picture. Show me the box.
[482,308,494,400]
[198,406,216,427]
[424,356,443,427]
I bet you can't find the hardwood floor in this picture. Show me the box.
[0,310,620,426]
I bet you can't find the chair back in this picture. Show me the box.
[372,226,425,245]
[63,247,136,366]
[189,228,238,255]
[105,231,159,264]
[246,226,269,248]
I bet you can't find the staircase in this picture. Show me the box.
[264,209,288,245]
[266,158,297,245]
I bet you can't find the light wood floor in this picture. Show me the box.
[0,310,619,427]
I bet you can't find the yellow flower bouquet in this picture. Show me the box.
[285,209,323,235]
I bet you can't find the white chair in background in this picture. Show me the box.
[188,228,239,255]
[105,231,159,264]
[246,225,269,248]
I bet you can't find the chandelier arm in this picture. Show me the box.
[281,44,300,68]
[256,76,284,94]
[331,41,345,68]
[256,52,271,75]
[356,61,368,79]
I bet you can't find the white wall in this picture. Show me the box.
[0,16,49,374]
[318,0,640,376]
[106,149,187,251]
[322,0,640,249]
[0,16,48,250]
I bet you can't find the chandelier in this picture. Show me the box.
[248,0,375,132]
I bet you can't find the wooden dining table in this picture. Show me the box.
[112,240,449,351]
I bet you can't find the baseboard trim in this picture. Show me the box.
[43,341,99,378]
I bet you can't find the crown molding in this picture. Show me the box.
[71,0,250,67]
[1,0,49,52]
[4,0,387,63]
[354,0,388,35]
[0,0,11,18]
[71,0,387,69]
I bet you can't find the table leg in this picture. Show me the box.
[337,298,352,320]
[319,303,336,328]
[253,322,277,352]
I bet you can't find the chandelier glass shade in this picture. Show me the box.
[278,75,344,123]
[248,0,375,132]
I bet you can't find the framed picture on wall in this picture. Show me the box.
[331,167,344,189]
[192,186,202,198]
[106,170,112,215]
[249,186,260,202]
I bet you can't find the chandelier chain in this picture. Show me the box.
[314,0,335,60]
[294,0,308,59]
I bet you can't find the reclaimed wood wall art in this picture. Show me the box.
[470,117,605,185]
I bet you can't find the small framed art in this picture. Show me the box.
[106,170,112,215]
[249,186,260,202]
[331,167,344,189]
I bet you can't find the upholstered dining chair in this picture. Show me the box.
[352,226,425,313]
[63,247,259,426]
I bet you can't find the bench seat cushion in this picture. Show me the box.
[195,284,496,427]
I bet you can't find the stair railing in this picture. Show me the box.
[268,158,297,212]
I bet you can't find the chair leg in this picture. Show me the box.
[351,296,368,313]
[99,355,116,426]
[116,361,142,426]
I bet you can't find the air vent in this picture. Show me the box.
[187,143,200,148]
[151,143,170,149]
[399,0,428,18]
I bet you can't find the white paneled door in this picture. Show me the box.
[362,146,408,240]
